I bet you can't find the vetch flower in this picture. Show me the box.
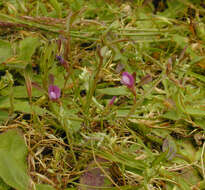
[48,85,61,101]
[56,55,65,64]
[121,72,135,88]
[56,55,69,72]
[121,71,137,99]
[108,96,117,106]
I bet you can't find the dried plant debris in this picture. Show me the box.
[0,0,205,189]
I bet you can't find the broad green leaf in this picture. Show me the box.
[185,106,205,116]
[0,98,51,116]
[36,184,56,190]
[0,40,12,63]
[177,140,197,162]
[0,110,9,124]
[0,130,30,190]
[162,109,181,120]
[14,100,50,115]
[0,96,9,109]
[19,37,40,63]
[1,86,43,98]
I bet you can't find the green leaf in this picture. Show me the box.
[0,109,9,120]
[151,151,168,167]
[49,0,62,18]
[0,110,9,124]
[198,180,205,189]
[16,0,27,13]
[0,96,9,109]
[36,184,56,190]
[96,86,129,96]
[0,98,51,116]
[194,118,205,130]
[0,177,11,190]
[177,140,197,162]
[66,0,84,11]
[172,89,186,114]
[97,150,146,171]
[0,129,30,190]
[175,176,192,190]
[19,37,40,63]
[116,109,130,117]
[0,40,12,63]
[172,34,197,58]
[187,71,205,83]
[185,106,205,116]
[70,120,82,133]
[1,86,43,98]
[162,109,181,120]
[14,100,50,115]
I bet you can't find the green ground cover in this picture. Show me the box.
[0,0,205,189]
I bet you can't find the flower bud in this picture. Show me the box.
[108,96,117,106]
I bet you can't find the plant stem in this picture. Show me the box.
[84,48,104,114]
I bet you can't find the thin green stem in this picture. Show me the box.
[84,48,104,114]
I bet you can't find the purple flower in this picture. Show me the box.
[108,96,117,106]
[121,72,135,88]
[56,55,64,63]
[48,85,61,101]
[56,55,67,65]
[56,55,69,72]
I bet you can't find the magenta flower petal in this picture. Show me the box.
[48,85,61,100]
[56,55,63,62]
[56,55,67,65]
[108,96,117,106]
[121,72,134,88]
